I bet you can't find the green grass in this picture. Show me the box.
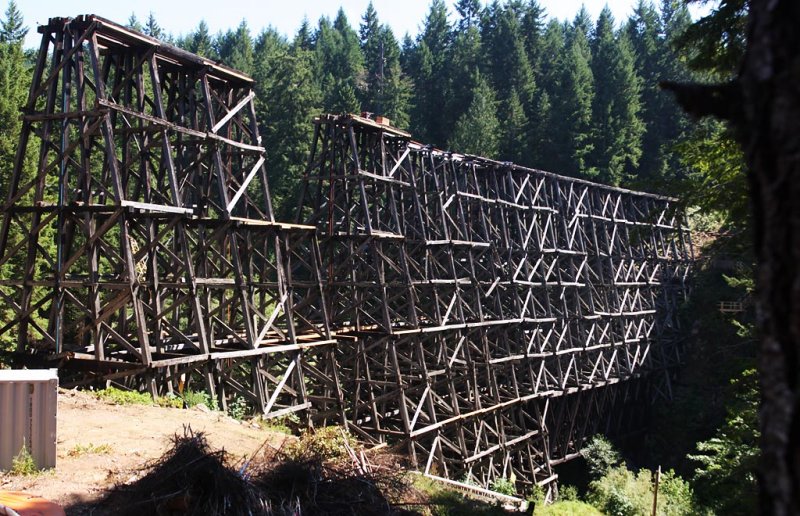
[533,500,603,516]
[411,476,510,516]
[67,442,113,457]
[10,443,38,476]
[94,386,153,406]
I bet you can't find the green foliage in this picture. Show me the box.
[527,483,546,505]
[589,8,644,185]
[534,500,602,516]
[558,484,579,501]
[10,441,37,475]
[181,389,218,410]
[690,369,759,515]
[412,476,509,516]
[283,426,350,463]
[489,475,516,496]
[676,120,748,230]
[582,435,622,478]
[228,396,248,420]
[551,25,595,178]
[588,465,695,516]
[216,20,255,75]
[95,386,154,406]
[448,71,500,157]
[68,442,113,457]
[0,1,26,44]
[674,0,747,79]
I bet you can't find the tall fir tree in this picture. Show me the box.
[625,0,690,184]
[499,87,530,164]
[294,18,314,52]
[358,2,411,126]
[216,20,254,75]
[127,13,143,32]
[521,0,547,80]
[530,19,565,171]
[589,7,644,185]
[408,0,450,145]
[445,18,482,134]
[571,5,594,41]
[455,0,482,31]
[253,29,319,218]
[481,2,536,107]
[144,12,162,39]
[448,71,500,157]
[0,13,28,200]
[551,25,595,178]
[314,10,364,113]
[184,20,215,59]
[0,0,25,44]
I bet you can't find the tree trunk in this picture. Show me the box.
[665,1,800,513]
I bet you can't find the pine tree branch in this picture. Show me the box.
[660,80,743,123]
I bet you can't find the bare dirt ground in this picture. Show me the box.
[0,389,291,512]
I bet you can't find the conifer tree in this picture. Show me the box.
[294,18,313,51]
[449,71,500,157]
[216,21,254,74]
[185,20,215,59]
[446,19,482,134]
[0,26,28,200]
[358,2,411,125]
[253,29,319,218]
[0,0,25,44]
[499,87,530,164]
[455,0,482,31]
[144,12,162,39]
[625,0,690,183]
[127,13,142,32]
[314,10,364,113]
[521,0,547,79]
[481,3,536,107]
[590,7,644,185]
[531,19,565,171]
[408,0,450,145]
[551,26,595,178]
[572,5,593,41]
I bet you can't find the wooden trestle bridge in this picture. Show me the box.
[0,16,692,492]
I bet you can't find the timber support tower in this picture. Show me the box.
[0,16,692,494]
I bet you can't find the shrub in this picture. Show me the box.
[10,442,38,475]
[490,475,516,496]
[588,465,696,516]
[228,396,248,420]
[582,435,622,478]
[181,389,218,410]
[558,484,579,501]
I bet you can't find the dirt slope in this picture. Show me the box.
[0,389,291,511]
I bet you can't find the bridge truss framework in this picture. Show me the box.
[0,16,692,492]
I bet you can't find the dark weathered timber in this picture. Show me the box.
[296,114,692,495]
[0,15,342,424]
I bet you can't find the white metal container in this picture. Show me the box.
[0,369,58,470]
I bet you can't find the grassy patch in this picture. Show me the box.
[67,443,113,457]
[533,500,603,516]
[410,475,510,516]
[94,387,153,406]
[10,443,39,476]
[181,389,218,410]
